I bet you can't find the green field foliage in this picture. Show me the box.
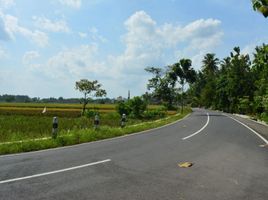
[0,107,192,155]
[0,103,177,144]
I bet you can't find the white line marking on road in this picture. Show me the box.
[224,114,268,144]
[0,159,111,184]
[182,113,210,140]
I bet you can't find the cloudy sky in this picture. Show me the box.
[0,0,267,98]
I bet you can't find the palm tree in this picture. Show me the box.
[252,0,268,17]
[202,53,219,76]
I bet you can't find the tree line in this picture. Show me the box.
[146,44,268,120]
[0,94,114,104]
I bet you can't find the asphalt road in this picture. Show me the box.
[0,109,268,200]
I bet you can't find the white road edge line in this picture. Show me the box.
[0,159,111,184]
[224,114,268,144]
[182,113,210,140]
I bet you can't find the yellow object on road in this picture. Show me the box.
[178,162,193,168]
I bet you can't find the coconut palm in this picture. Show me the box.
[202,53,219,76]
[252,0,268,17]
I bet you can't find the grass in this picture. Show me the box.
[0,112,143,143]
[261,115,268,124]
[0,108,192,155]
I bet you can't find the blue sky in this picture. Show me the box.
[0,0,267,98]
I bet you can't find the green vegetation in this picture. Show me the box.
[188,45,268,122]
[144,44,268,123]
[75,79,107,114]
[0,113,143,143]
[0,108,191,155]
[116,96,148,118]
[252,0,268,17]
[145,58,196,111]
[0,102,179,142]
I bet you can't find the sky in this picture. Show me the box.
[0,0,268,99]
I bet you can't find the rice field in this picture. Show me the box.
[0,103,172,143]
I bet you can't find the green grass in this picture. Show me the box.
[0,112,143,143]
[0,108,192,155]
[262,115,268,124]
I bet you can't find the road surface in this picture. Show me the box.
[0,109,267,200]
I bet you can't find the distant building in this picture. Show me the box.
[117,96,123,101]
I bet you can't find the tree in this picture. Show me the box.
[129,96,147,118]
[200,53,219,108]
[202,53,219,76]
[116,96,147,118]
[116,101,131,116]
[75,79,106,114]
[145,67,177,109]
[169,59,196,112]
[227,47,254,112]
[252,0,268,17]
[214,57,231,111]
[252,44,268,115]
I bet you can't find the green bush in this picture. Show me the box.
[84,109,99,118]
[238,97,251,114]
[128,96,147,118]
[253,95,265,114]
[116,101,131,116]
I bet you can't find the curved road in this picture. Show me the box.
[0,109,268,200]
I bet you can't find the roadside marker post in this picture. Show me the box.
[121,113,127,128]
[52,117,58,139]
[94,114,100,130]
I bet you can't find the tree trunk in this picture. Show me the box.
[82,93,87,115]
[181,83,184,114]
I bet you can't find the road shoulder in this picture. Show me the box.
[228,114,268,142]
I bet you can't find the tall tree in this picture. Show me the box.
[252,44,268,114]
[75,79,107,114]
[145,67,177,109]
[214,57,231,111]
[225,47,254,112]
[252,44,268,95]
[202,53,219,76]
[200,53,219,108]
[169,59,196,112]
[252,0,268,17]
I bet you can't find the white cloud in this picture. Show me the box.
[58,0,81,9]
[0,0,15,10]
[26,11,224,97]
[241,39,268,61]
[33,16,70,33]
[30,44,108,79]
[0,45,7,58]
[0,12,9,40]
[78,32,87,38]
[110,11,223,75]
[0,13,49,47]
[89,27,107,43]
[23,51,40,64]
